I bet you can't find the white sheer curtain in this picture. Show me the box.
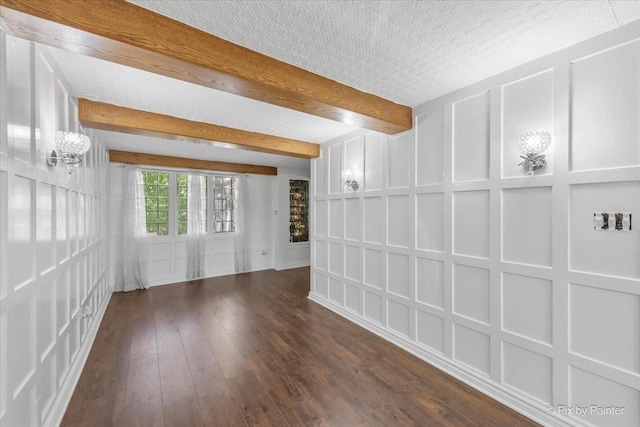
[186,174,206,280]
[234,175,251,273]
[115,165,149,292]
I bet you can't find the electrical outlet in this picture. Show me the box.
[261,249,268,255]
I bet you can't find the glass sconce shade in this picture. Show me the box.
[516,131,551,155]
[516,131,551,176]
[55,131,91,155]
[342,169,356,181]
[47,131,92,173]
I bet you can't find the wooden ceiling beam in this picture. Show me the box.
[79,99,319,159]
[109,150,277,176]
[0,0,413,134]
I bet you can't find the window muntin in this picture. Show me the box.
[177,173,188,235]
[142,171,169,235]
[213,176,235,233]
[142,170,234,237]
[289,179,309,243]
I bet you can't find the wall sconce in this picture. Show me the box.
[342,168,359,191]
[517,131,551,176]
[46,131,91,174]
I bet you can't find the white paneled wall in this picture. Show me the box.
[0,34,110,427]
[109,165,275,286]
[310,24,640,427]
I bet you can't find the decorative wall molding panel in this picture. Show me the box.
[0,34,111,427]
[310,24,640,427]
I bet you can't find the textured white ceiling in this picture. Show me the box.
[48,46,352,169]
[48,1,640,168]
[130,0,640,106]
[93,129,311,170]
[48,47,358,144]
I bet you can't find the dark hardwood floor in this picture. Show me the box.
[62,267,538,426]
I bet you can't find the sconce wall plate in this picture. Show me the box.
[345,179,359,191]
[518,153,546,175]
[46,150,58,167]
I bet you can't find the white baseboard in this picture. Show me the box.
[45,290,112,427]
[275,261,310,271]
[308,293,573,427]
[247,265,275,273]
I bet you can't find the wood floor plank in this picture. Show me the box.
[227,370,289,426]
[188,355,225,398]
[123,354,164,426]
[162,396,205,427]
[280,405,307,427]
[154,308,179,336]
[289,399,333,427]
[78,397,126,427]
[80,326,131,402]
[158,351,198,406]
[114,407,164,427]
[197,310,249,379]
[255,327,300,366]
[198,385,248,427]
[175,309,214,363]
[155,320,198,406]
[247,352,305,410]
[130,313,158,360]
[62,267,539,427]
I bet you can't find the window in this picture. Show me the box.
[213,176,235,232]
[142,171,169,235]
[204,177,208,232]
[289,179,309,243]
[177,174,209,235]
[141,171,234,236]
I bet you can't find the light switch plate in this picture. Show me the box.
[608,212,617,230]
[593,212,604,229]
[623,212,632,231]
[595,211,632,231]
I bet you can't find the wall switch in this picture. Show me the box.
[608,212,616,230]
[596,211,633,231]
[261,249,268,255]
[615,213,624,230]
[594,212,604,229]
[623,213,632,231]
